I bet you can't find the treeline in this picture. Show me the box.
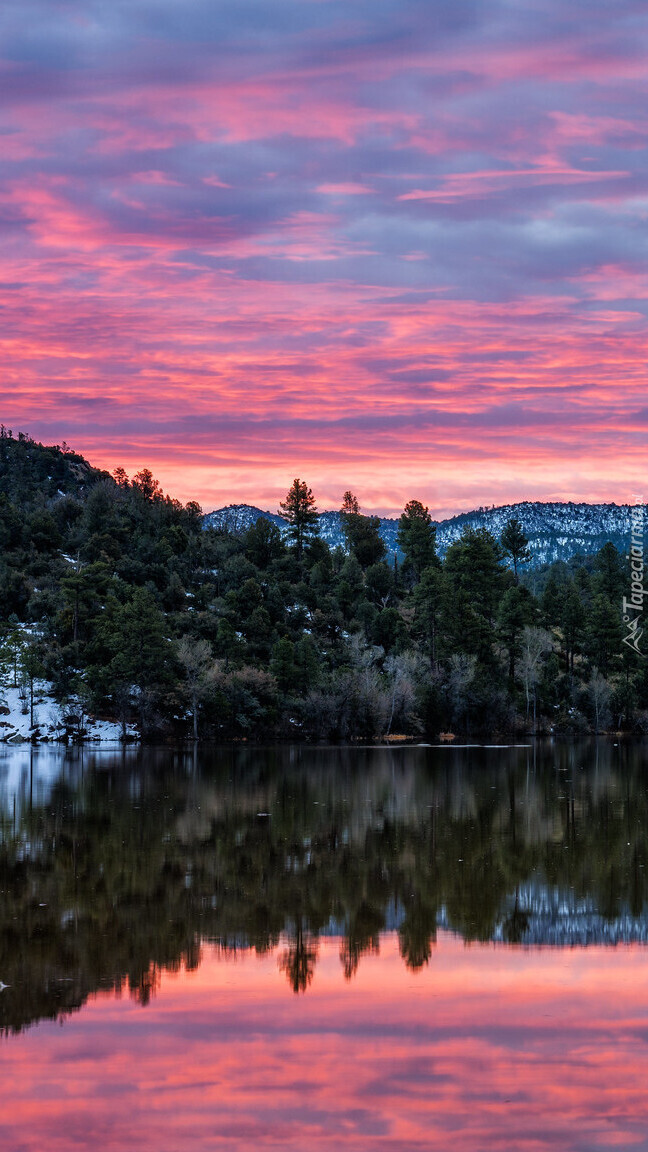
[0,432,645,740]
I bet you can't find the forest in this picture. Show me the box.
[0,429,645,742]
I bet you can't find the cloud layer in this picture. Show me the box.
[1,0,647,514]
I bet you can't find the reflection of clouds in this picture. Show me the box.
[6,935,648,1150]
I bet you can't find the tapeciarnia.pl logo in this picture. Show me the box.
[622,496,645,656]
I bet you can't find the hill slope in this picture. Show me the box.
[0,430,103,502]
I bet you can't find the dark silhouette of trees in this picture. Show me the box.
[340,491,387,569]
[2,741,647,1025]
[397,499,438,582]
[500,517,531,579]
[279,918,319,993]
[279,479,319,558]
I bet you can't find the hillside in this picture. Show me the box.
[0,429,104,503]
[204,500,634,567]
[0,432,644,743]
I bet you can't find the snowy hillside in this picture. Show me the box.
[0,682,136,745]
[203,503,288,535]
[435,501,632,566]
[203,500,636,568]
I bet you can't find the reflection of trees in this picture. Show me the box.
[501,887,530,944]
[0,741,647,1029]
[399,897,437,970]
[340,901,383,980]
[132,963,161,1006]
[279,918,319,993]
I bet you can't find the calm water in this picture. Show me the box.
[2,740,648,1150]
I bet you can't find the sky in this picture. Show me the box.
[1,0,647,517]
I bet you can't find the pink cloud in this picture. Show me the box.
[0,0,646,513]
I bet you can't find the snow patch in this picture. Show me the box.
[0,681,136,744]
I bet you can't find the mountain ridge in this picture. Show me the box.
[203,499,637,568]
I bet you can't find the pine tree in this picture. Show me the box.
[340,491,360,516]
[279,479,319,558]
[397,500,437,582]
[500,517,531,580]
[560,581,585,676]
[592,542,626,602]
[340,491,386,569]
[497,584,536,680]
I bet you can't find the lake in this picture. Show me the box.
[1,740,648,1150]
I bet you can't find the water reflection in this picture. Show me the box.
[9,938,648,1152]
[0,740,647,1032]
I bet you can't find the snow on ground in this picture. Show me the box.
[0,680,137,744]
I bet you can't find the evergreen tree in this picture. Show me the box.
[340,491,386,567]
[541,571,563,626]
[497,584,536,680]
[365,561,394,606]
[340,491,360,515]
[279,479,319,558]
[444,529,508,624]
[270,636,299,693]
[587,593,623,677]
[132,468,163,502]
[92,588,172,735]
[592,542,626,602]
[411,566,445,665]
[243,517,285,568]
[500,517,531,580]
[560,581,585,676]
[397,500,438,582]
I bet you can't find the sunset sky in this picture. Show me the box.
[1,0,647,516]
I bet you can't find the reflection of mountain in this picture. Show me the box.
[490,885,648,946]
[1,741,648,1032]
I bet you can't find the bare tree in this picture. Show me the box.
[20,642,45,730]
[177,637,214,740]
[588,668,612,733]
[383,651,424,735]
[348,636,389,737]
[516,626,553,730]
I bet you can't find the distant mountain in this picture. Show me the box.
[203,504,402,552]
[203,503,288,535]
[203,500,636,568]
[435,501,633,567]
